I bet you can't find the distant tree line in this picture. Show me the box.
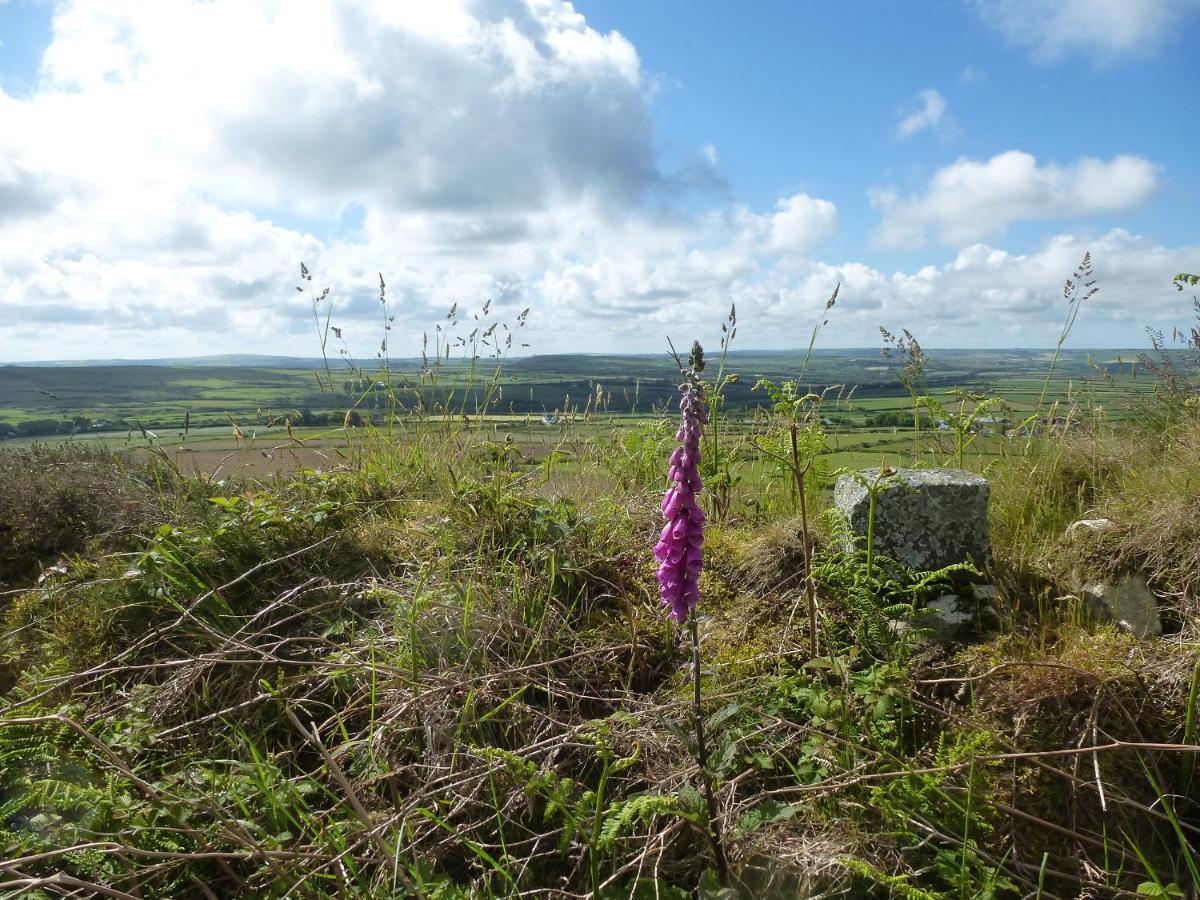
[0,416,112,439]
[0,410,384,440]
[863,411,935,428]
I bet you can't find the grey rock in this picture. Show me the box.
[927,593,974,627]
[918,585,1000,643]
[970,584,999,602]
[1081,573,1163,638]
[1066,518,1117,537]
[923,593,974,642]
[834,467,991,571]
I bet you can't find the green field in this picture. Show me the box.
[0,347,1159,441]
[0,348,1162,488]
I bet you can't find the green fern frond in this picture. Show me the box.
[598,793,684,852]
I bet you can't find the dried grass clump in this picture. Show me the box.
[932,624,1200,891]
[735,826,854,898]
[729,516,812,596]
[1101,418,1200,605]
[991,415,1200,627]
[0,444,155,589]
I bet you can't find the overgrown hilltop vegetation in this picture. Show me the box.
[1,272,1198,899]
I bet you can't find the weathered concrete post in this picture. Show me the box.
[833,467,991,571]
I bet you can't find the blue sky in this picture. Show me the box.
[0,0,1198,360]
[582,1,1200,268]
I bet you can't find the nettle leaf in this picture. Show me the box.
[734,800,801,837]
[663,718,693,750]
[698,868,739,899]
[803,658,836,671]
[750,752,774,770]
[872,695,894,720]
[676,782,704,814]
[705,702,741,731]
[1137,883,1186,899]
[710,737,740,777]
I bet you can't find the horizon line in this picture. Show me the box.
[0,347,1154,367]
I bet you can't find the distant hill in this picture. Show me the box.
[0,346,1161,439]
[3,354,348,369]
[1,347,1146,370]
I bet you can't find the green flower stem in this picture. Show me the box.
[690,613,729,885]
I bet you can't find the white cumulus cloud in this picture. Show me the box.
[23,0,658,215]
[871,151,1159,248]
[762,194,839,253]
[974,0,1200,61]
[896,89,946,138]
[531,226,1200,351]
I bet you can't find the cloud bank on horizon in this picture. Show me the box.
[0,0,1197,361]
